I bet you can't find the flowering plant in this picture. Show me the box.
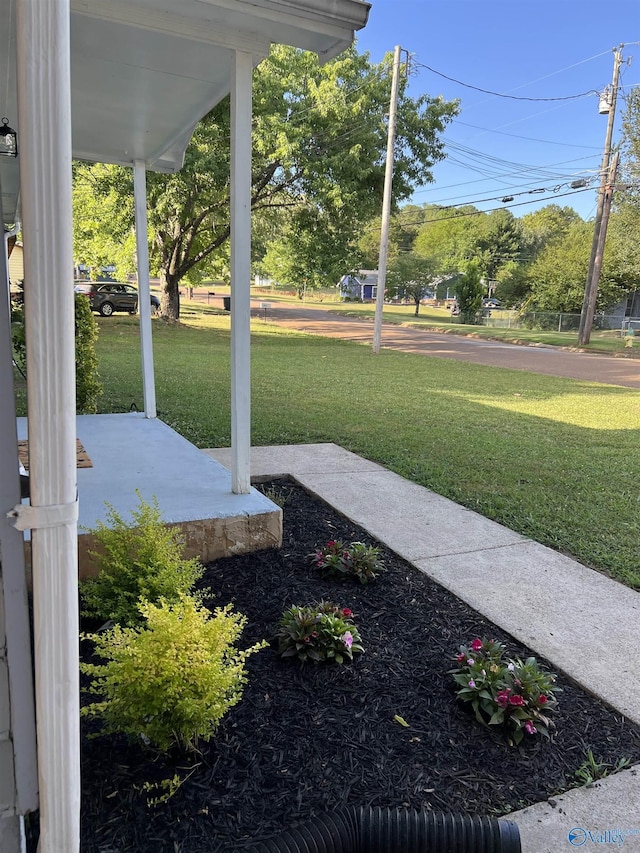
[274,601,364,664]
[449,637,560,745]
[309,540,385,584]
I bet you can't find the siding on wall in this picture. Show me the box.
[8,244,23,285]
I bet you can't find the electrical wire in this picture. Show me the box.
[368,186,598,230]
[451,120,601,150]
[411,61,596,101]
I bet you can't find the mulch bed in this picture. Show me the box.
[74,478,640,852]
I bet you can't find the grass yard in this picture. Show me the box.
[92,312,640,589]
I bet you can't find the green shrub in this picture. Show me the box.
[81,492,204,626]
[81,595,266,751]
[450,637,561,745]
[75,293,102,413]
[309,539,385,584]
[10,302,26,372]
[275,601,364,664]
[10,294,102,412]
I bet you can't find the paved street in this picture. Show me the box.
[257,301,640,390]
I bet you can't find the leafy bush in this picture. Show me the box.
[75,293,102,413]
[310,539,385,584]
[10,293,102,412]
[275,601,364,664]
[81,492,203,626]
[10,301,26,372]
[450,637,560,745]
[81,595,266,751]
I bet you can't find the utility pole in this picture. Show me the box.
[588,150,619,324]
[578,45,623,346]
[373,45,402,355]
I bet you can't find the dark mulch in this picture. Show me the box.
[76,479,640,852]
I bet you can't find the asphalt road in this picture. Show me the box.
[259,302,640,390]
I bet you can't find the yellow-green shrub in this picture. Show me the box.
[81,492,203,626]
[81,595,266,752]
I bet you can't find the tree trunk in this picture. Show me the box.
[159,269,181,320]
[414,298,420,316]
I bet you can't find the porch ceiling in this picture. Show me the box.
[0,0,370,226]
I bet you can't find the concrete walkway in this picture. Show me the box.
[204,442,640,853]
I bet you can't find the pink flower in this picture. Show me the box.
[456,653,465,662]
[467,659,475,666]
[524,720,537,735]
[539,695,548,704]
[342,631,353,649]
[468,679,476,689]
[496,690,511,708]
[470,639,483,652]
[509,695,525,707]
[342,608,353,617]
[327,541,336,548]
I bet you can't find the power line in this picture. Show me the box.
[366,186,597,231]
[411,61,596,101]
[452,120,601,150]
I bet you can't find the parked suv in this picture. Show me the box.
[74,282,160,316]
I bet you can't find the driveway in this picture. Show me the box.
[260,302,640,390]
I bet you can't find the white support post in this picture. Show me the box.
[15,1,80,851]
[230,50,253,494]
[133,160,156,418]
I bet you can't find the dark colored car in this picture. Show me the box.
[482,297,502,309]
[74,282,159,316]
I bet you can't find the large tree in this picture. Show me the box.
[73,45,457,319]
[386,253,440,316]
[608,86,640,295]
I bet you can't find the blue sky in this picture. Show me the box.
[354,0,640,220]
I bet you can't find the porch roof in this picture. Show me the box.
[0,0,370,226]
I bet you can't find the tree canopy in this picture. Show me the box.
[73,45,458,318]
[386,253,441,315]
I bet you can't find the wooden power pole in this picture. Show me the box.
[578,46,623,346]
[373,45,402,355]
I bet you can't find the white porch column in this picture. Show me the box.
[15,1,80,852]
[230,50,253,494]
[133,160,156,418]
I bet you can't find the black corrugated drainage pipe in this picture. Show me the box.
[247,807,521,853]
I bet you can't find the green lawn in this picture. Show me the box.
[92,312,640,589]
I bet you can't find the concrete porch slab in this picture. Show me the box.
[17,414,282,576]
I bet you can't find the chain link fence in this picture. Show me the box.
[477,310,635,334]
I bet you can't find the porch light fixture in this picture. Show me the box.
[0,117,18,157]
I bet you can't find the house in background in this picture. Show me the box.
[7,239,23,287]
[338,269,379,301]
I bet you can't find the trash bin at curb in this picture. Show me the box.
[223,296,231,311]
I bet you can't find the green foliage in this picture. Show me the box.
[275,601,364,664]
[450,638,560,745]
[310,539,385,584]
[81,595,266,751]
[520,205,582,258]
[574,750,631,787]
[73,45,457,315]
[259,484,287,508]
[10,301,26,371]
[10,295,103,413]
[74,292,102,413]
[80,492,204,626]
[455,261,483,324]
